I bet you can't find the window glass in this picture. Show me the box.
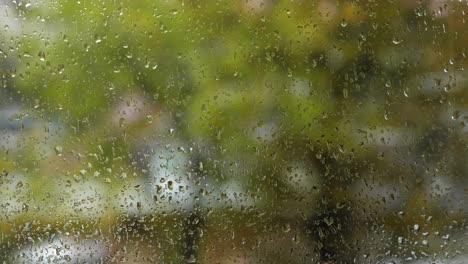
[0,0,466,263]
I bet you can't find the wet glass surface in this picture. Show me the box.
[0,0,467,263]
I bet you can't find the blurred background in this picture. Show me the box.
[0,0,467,263]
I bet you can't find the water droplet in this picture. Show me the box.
[54,146,63,156]
[38,51,46,61]
[186,255,196,263]
[324,217,334,226]
[398,236,403,244]
[146,115,153,123]
[451,110,460,120]
[16,181,23,188]
[340,19,348,27]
